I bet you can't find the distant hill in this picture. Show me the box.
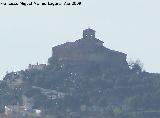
[1,29,160,118]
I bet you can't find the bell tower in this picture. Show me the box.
[83,28,95,39]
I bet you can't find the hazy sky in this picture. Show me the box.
[0,0,160,79]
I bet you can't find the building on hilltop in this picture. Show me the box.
[83,28,96,39]
[82,28,104,46]
[48,28,129,71]
[27,63,46,71]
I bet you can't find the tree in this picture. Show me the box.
[128,59,143,73]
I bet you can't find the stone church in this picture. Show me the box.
[48,28,129,71]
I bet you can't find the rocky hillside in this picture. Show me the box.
[0,29,160,118]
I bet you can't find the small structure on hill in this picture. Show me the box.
[82,28,104,46]
[28,63,46,71]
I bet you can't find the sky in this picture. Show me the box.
[0,0,160,79]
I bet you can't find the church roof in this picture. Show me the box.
[83,28,96,32]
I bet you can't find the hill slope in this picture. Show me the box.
[1,28,160,118]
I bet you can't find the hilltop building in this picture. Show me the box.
[27,63,46,71]
[48,28,129,71]
[82,28,104,46]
